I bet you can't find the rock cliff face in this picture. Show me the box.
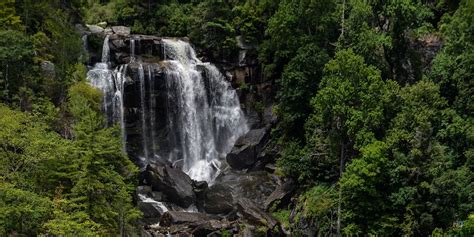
[81,25,290,235]
[87,30,250,181]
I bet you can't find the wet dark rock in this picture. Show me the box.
[151,191,164,201]
[172,159,184,170]
[201,183,235,214]
[413,34,442,73]
[194,180,208,190]
[249,146,277,172]
[245,109,261,130]
[148,218,237,236]
[145,164,196,208]
[237,198,279,230]
[191,220,235,236]
[214,170,277,207]
[226,144,256,170]
[108,34,165,65]
[136,185,152,197]
[264,179,295,211]
[264,163,276,173]
[193,180,209,195]
[159,211,214,227]
[263,105,277,126]
[141,228,154,237]
[226,127,270,170]
[138,199,167,219]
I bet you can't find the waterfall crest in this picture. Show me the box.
[87,36,248,183]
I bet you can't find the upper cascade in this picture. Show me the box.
[87,34,248,183]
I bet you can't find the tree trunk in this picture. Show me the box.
[341,0,346,39]
[336,141,345,235]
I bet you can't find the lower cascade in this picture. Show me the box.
[87,35,248,183]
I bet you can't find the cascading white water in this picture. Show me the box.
[87,35,127,150]
[114,65,127,151]
[88,36,248,183]
[148,64,157,156]
[162,39,248,182]
[102,35,110,63]
[138,63,150,160]
[130,38,136,63]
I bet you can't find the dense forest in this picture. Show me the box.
[0,0,473,236]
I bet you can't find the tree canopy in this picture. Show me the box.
[0,0,472,235]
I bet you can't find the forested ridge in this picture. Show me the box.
[0,0,472,236]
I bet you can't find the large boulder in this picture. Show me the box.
[214,170,277,208]
[191,220,237,236]
[75,24,88,36]
[201,183,235,214]
[112,26,131,35]
[85,24,104,34]
[145,164,196,208]
[136,185,152,199]
[148,215,236,236]
[237,198,279,230]
[226,144,255,170]
[137,195,169,219]
[264,179,295,210]
[159,211,213,227]
[226,127,269,170]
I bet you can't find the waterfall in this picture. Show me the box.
[148,64,157,156]
[81,35,88,52]
[130,38,136,63]
[87,35,127,150]
[138,63,150,160]
[88,36,248,183]
[102,35,110,63]
[114,65,127,151]
[161,39,248,182]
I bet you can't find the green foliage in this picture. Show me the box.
[0,83,140,235]
[431,0,474,116]
[276,140,309,182]
[261,0,338,80]
[276,44,330,137]
[340,141,397,235]
[458,214,474,236]
[156,3,194,37]
[0,30,34,101]
[0,0,472,236]
[0,104,69,192]
[382,81,470,236]
[0,0,84,107]
[42,197,102,236]
[67,82,141,234]
[292,185,337,235]
[0,183,53,236]
[306,49,392,166]
[340,0,434,84]
[272,209,291,230]
[335,80,472,235]
[220,229,233,237]
[340,0,392,74]
[0,0,23,31]
[81,0,125,24]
